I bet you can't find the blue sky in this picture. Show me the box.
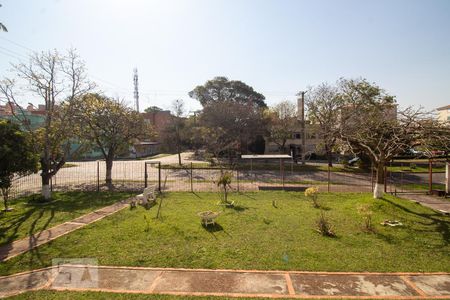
[1,0,449,113]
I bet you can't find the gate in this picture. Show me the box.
[145,161,161,192]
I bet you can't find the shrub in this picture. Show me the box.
[358,204,375,232]
[316,211,335,237]
[305,186,320,208]
[217,171,233,204]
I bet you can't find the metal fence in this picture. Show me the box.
[6,159,447,199]
[386,159,447,195]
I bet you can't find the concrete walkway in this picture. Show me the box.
[398,194,450,214]
[0,265,449,299]
[0,199,131,262]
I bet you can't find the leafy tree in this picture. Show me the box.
[199,100,268,159]
[305,83,342,166]
[189,76,267,108]
[267,101,298,154]
[144,106,163,113]
[0,120,39,210]
[0,49,94,200]
[338,78,424,198]
[73,93,152,190]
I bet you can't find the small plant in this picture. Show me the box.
[144,215,150,232]
[316,211,335,237]
[358,204,375,232]
[272,199,278,208]
[305,186,320,208]
[217,171,233,205]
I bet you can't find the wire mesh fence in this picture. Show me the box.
[6,158,447,199]
[386,159,447,195]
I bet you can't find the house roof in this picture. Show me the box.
[436,105,450,111]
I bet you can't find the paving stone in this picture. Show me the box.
[71,212,107,224]
[0,270,52,297]
[153,270,288,294]
[409,275,450,296]
[0,222,84,261]
[290,274,418,296]
[52,266,160,291]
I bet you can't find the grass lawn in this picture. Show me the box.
[387,165,445,173]
[0,191,134,246]
[394,183,446,191]
[0,191,448,276]
[6,291,344,300]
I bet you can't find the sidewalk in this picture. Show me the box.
[398,194,450,214]
[0,199,131,261]
[0,265,449,299]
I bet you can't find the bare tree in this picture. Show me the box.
[338,78,427,198]
[267,101,298,154]
[305,83,342,166]
[170,99,185,165]
[0,49,94,200]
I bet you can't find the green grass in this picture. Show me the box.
[387,165,445,173]
[0,192,448,276]
[6,291,350,300]
[0,191,134,246]
[394,183,446,191]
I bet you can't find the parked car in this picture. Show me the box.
[348,157,360,166]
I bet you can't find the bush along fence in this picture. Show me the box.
[5,158,447,200]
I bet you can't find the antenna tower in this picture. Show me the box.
[133,68,139,112]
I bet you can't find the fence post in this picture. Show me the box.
[236,167,240,193]
[429,158,433,194]
[50,176,53,192]
[190,162,193,193]
[158,162,161,192]
[97,160,100,192]
[384,165,387,193]
[389,160,393,194]
[327,164,330,193]
[144,162,148,188]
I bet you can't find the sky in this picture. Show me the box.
[1,0,450,113]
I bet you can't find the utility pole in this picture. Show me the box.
[133,68,139,112]
[297,91,307,165]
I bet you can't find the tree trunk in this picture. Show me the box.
[323,143,333,167]
[177,144,182,166]
[105,158,114,191]
[373,163,385,199]
[41,173,51,200]
[1,188,9,211]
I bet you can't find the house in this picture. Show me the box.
[0,102,46,130]
[142,110,171,138]
[436,105,450,122]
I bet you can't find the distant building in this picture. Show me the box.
[436,105,450,122]
[0,102,46,130]
[142,110,171,137]
[265,98,323,158]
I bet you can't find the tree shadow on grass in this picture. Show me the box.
[380,197,450,245]
[201,223,231,239]
[230,205,249,212]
